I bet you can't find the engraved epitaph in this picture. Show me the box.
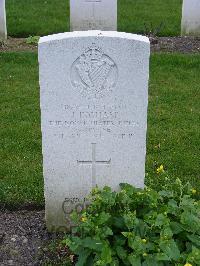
[39,31,150,231]
[0,0,7,40]
[70,0,117,31]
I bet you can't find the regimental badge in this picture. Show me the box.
[71,44,118,99]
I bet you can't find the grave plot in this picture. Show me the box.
[1,0,200,265]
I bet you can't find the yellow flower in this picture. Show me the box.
[81,217,87,222]
[92,187,99,194]
[184,263,192,266]
[142,239,147,243]
[157,165,164,174]
[143,253,148,257]
[191,189,197,194]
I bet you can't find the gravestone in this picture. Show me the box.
[39,31,150,231]
[181,0,200,36]
[70,0,117,31]
[0,0,7,40]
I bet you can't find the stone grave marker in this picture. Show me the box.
[38,31,150,231]
[70,0,117,31]
[0,0,7,40]
[182,0,200,36]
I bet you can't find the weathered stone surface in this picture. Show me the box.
[0,0,7,40]
[70,0,117,31]
[182,0,200,36]
[38,31,150,231]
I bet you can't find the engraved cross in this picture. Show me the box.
[85,0,102,20]
[77,143,111,188]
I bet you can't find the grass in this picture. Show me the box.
[6,0,182,37]
[0,52,43,208]
[147,53,200,190]
[118,0,182,36]
[0,52,199,208]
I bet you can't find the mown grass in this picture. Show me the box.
[0,53,43,208]
[147,53,200,190]
[6,0,182,37]
[0,52,199,208]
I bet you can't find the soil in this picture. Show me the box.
[0,38,37,52]
[150,36,200,53]
[1,36,200,53]
[0,210,69,266]
[0,210,46,265]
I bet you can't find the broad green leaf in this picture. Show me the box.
[186,234,200,248]
[103,226,113,237]
[156,253,170,261]
[82,237,103,251]
[97,212,111,225]
[160,226,173,239]
[136,220,147,237]
[112,216,126,230]
[113,235,126,246]
[128,254,141,266]
[76,249,92,266]
[160,239,180,260]
[170,222,184,234]
[155,214,169,227]
[101,244,112,263]
[128,236,144,253]
[159,190,173,198]
[116,245,128,261]
[181,211,200,233]
[168,199,179,214]
[85,255,94,266]
[143,256,162,266]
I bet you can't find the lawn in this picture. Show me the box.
[6,0,182,37]
[0,52,199,208]
[0,53,43,208]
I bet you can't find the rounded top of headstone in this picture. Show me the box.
[39,31,149,45]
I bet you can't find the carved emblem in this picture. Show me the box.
[71,45,118,99]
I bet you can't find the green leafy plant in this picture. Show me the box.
[26,35,40,45]
[64,179,200,266]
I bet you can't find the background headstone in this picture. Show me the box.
[39,31,150,231]
[70,0,117,31]
[0,0,7,40]
[181,0,200,36]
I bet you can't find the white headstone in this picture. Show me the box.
[70,0,117,31]
[181,0,200,36]
[0,0,7,40]
[39,31,150,231]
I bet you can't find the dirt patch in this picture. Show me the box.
[1,36,200,53]
[0,38,37,52]
[0,210,68,266]
[150,36,200,53]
